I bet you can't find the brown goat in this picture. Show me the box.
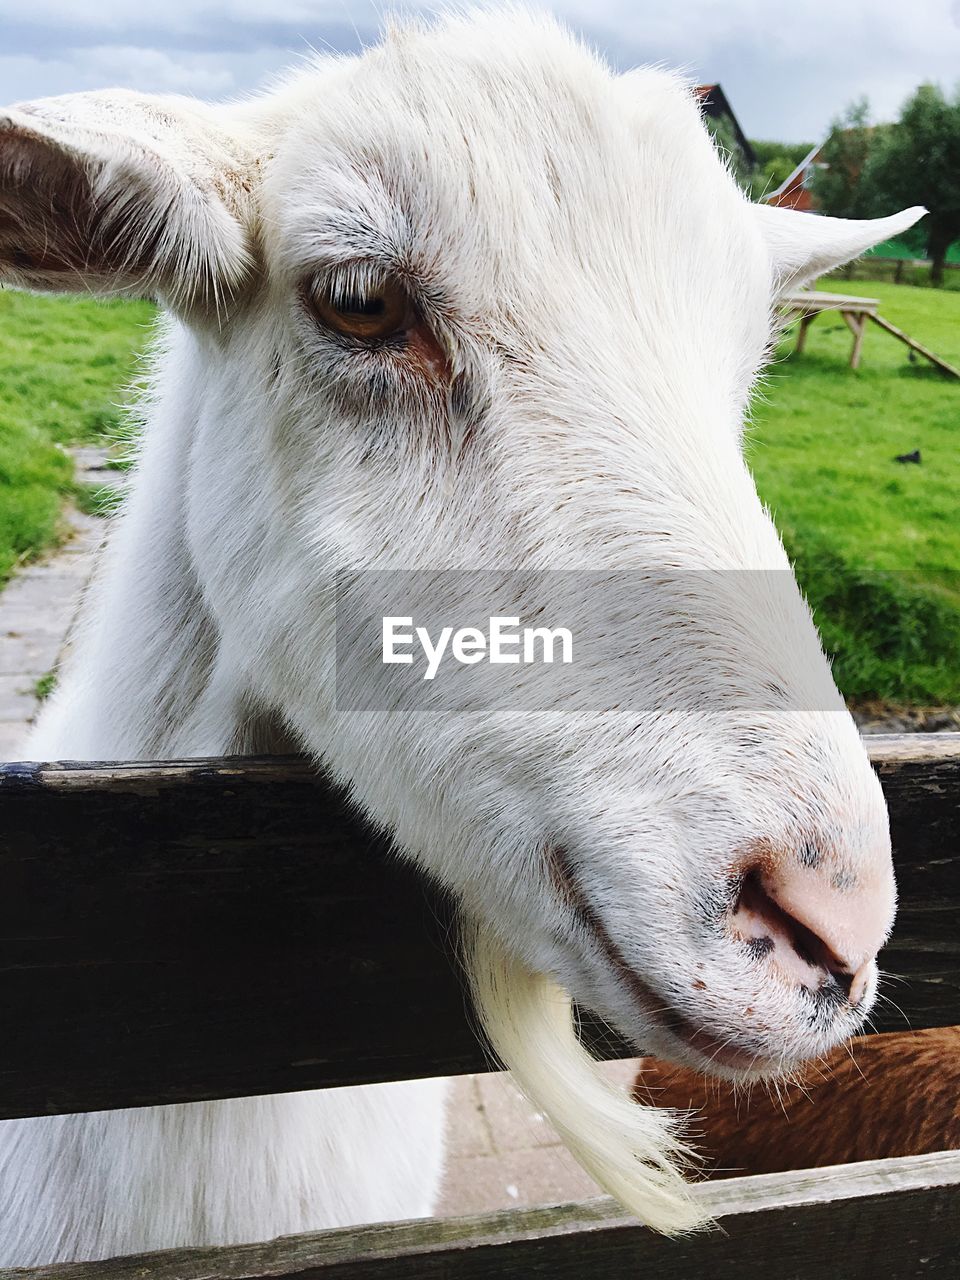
[633,1026,960,1178]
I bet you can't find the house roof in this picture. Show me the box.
[696,83,757,168]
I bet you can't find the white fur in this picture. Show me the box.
[0,9,924,1265]
[465,918,706,1232]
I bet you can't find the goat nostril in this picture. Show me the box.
[733,869,825,963]
[731,869,864,1000]
[832,969,855,1000]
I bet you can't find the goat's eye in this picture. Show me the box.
[309,277,411,341]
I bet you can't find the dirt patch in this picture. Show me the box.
[851,700,960,734]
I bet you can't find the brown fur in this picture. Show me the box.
[633,1026,960,1177]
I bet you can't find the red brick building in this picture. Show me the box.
[764,142,824,210]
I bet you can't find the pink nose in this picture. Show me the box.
[730,858,893,1005]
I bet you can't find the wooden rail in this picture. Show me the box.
[0,735,957,1121]
[1,735,958,1278]
[8,1152,960,1278]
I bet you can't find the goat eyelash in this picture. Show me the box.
[319,261,390,311]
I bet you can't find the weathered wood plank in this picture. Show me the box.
[0,734,957,1119]
[868,734,960,1033]
[0,755,488,1117]
[869,312,960,379]
[864,733,960,765]
[7,1151,960,1279]
[784,290,881,313]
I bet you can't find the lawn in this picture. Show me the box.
[0,290,155,583]
[0,278,956,705]
[748,278,960,703]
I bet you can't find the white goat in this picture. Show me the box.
[0,9,922,1267]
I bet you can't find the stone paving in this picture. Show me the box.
[438,1058,640,1214]
[0,450,111,759]
[0,459,626,1213]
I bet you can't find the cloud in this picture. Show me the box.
[569,0,960,138]
[0,47,242,101]
[4,0,365,33]
[1,0,959,140]
[2,48,301,106]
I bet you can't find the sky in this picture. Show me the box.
[1,1,959,143]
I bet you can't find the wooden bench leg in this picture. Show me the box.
[795,312,815,354]
[850,315,867,369]
[842,310,867,370]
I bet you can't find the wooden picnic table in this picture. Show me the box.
[783,290,960,378]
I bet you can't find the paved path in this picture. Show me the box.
[439,1059,638,1214]
[0,458,621,1213]
[0,450,111,758]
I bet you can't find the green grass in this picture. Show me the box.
[0,290,155,583]
[33,669,58,702]
[73,481,126,518]
[748,280,960,703]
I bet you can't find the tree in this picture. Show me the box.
[811,98,875,219]
[746,139,816,202]
[703,120,816,201]
[859,84,960,286]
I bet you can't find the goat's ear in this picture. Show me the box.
[0,91,255,313]
[752,203,926,294]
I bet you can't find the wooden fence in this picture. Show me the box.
[836,256,960,286]
[1,733,958,1277]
